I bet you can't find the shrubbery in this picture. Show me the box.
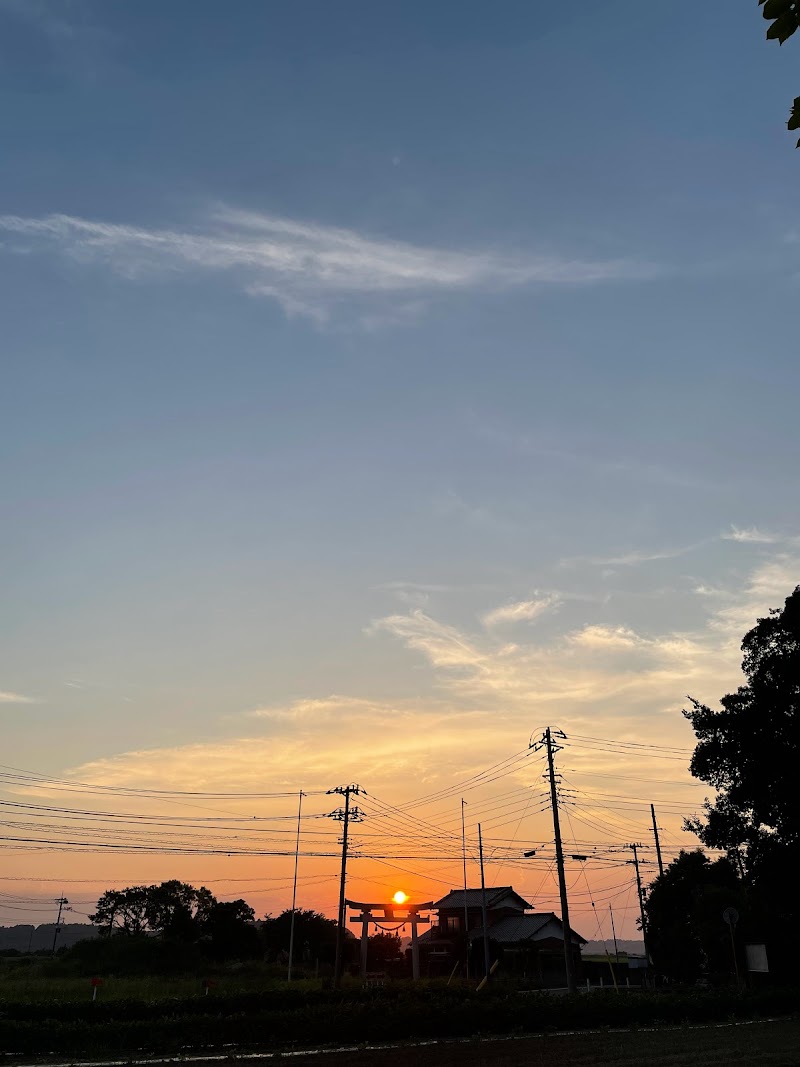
[0,984,797,1056]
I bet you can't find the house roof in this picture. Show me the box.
[433,887,533,911]
[469,912,587,946]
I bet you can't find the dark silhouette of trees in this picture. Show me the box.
[685,585,800,857]
[684,584,800,976]
[260,909,339,965]
[90,882,258,960]
[90,886,150,936]
[145,880,216,941]
[91,881,216,942]
[366,931,403,966]
[759,1,800,145]
[204,899,260,961]
[643,850,744,983]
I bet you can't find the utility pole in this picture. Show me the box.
[531,727,576,994]
[327,784,362,989]
[650,804,664,877]
[51,896,69,955]
[628,843,649,965]
[461,799,470,978]
[287,789,304,982]
[609,905,620,965]
[477,822,491,982]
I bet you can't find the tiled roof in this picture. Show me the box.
[469,912,587,946]
[433,887,533,911]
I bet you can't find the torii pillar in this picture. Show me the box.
[346,899,433,980]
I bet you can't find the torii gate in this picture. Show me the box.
[346,898,433,980]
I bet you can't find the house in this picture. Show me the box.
[581,939,649,987]
[581,951,648,987]
[418,886,586,986]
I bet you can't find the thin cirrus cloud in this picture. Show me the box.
[722,525,780,544]
[0,207,656,323]
[559,541,712,569]
[482,594,561,628]
[67,699,503,795]
[0,690,37,704]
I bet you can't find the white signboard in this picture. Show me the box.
[745,943,769,973]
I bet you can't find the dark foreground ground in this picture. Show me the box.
[254,1018,800,1067]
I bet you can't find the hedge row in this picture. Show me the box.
[0,988,798,1055]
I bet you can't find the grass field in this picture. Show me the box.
[0,972,318,1003]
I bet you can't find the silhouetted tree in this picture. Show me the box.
[91,881,217,942]
[261,909,338,965]
[203,899,260,961]
[759,1,800,145]
[144,880,216,942]
[643,850,744,983]
[684,584,800,975]
[366,931,402,965]
[90,886,150,936]
[685,585,800,856]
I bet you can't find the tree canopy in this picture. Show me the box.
[643,850,743,983]
[91,880,215,940]
[759,1,800,145]
[366,931,403,965]
[684,584,800,976]
[90,881,258,959]
[685,585,800,857]
[260,908,340,965]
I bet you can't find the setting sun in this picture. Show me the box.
[392,891,408,905]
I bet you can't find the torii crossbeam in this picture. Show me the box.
[346,898,433,980]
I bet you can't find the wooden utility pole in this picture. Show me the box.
[461,799,470,977]
[327,784,362,989]
[650,804,664,877]
[287,789,304,982]
[629,843,649,965]
[478,823,491,982]
[609,905,620,965]
[532,728,576,993]
[51,896,69,955]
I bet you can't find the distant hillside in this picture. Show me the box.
[582,939,645,957]
[0,923,99,953]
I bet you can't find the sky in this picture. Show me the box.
[0,0,799,942]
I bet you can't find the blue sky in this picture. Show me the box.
[1,1,798,928]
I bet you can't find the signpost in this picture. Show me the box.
[723,907,740,986]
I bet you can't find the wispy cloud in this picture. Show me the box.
[693,583,727,597]
[560,542,708,569]
[482,595,560,628]
[372,553,800,720]
[569,624,644,650]
[0,0,116,76]
[473,421,720,493]
[722,525,780,544]
[0,207,656,323]
[0,690,37,704]
[68,695,501,795]
[0,0,80,39]
[710,553,799,639]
